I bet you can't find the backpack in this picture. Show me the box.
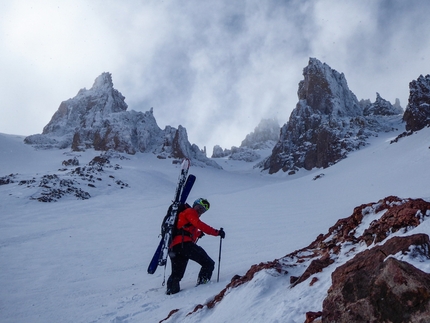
[160,203,191,241]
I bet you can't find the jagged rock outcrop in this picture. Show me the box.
[262,58,402,174]
[62,157,79,167]
[288,196,430,287]
[363,92,403,116]
[323,234,430,323]
[44,72,128,136]
[403,74,430,131]
[25,73,129,149]
[24,73,220,168]
[0,151,130,202]
[211,118,279,161]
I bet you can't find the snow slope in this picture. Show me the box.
[1,127,429,323]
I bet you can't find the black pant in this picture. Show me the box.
[166,242,215,294]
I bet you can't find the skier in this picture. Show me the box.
[166,198,226,295]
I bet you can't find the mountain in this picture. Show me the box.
[262,58,403,174]
[24,73,220,168]
[239,117,280,149]
[211,118,279,162]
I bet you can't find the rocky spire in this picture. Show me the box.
[363,92,403,116]
[91,72,114,90]
[262,58,402,174]
[40,72,128,138]
[297,57,362,117]
[403,74,430,131]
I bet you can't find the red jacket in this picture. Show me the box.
[170,207,219,248]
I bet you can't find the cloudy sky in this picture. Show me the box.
[1,0,429,150]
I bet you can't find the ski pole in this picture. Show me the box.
[217,228,223,283]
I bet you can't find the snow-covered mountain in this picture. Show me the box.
[24,73,220,169]
[213,61,429,176]
[262,58,404,174]
[21,63,430,178]
[212,118,279,162]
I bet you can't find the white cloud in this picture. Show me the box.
[1,0,429,151]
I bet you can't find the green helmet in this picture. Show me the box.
[193,198,210,212]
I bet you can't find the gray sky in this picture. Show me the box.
[1,0,429,151]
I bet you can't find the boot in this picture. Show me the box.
[196,276,210,286]
[166,277,180,295]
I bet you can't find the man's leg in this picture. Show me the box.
[166,246,189,295]
[183,243,215,285]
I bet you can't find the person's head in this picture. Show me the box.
[193,198,210,215]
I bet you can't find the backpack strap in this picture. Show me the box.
[178,223,192,248]
[173,203,193,248]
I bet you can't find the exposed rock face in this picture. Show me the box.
[403,74,430,131]
[71,109,164,154]
[361,197,430,246]
[323,234,430,323]
[24,73,220,168]
[263,58,402,174]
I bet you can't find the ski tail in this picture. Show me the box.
[147,238,163,274]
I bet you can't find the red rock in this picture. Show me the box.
[322,234,430,323]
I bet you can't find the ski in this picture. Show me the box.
[147,238,163,274]
[180,174,196,204]
[147,159,196,275]
[157,160,190,267]
[147,174,195,274]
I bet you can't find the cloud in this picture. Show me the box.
[307,0,430,107]
[0,0,118,135]
[1,0,429,152]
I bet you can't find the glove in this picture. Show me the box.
[218,228,225,239]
